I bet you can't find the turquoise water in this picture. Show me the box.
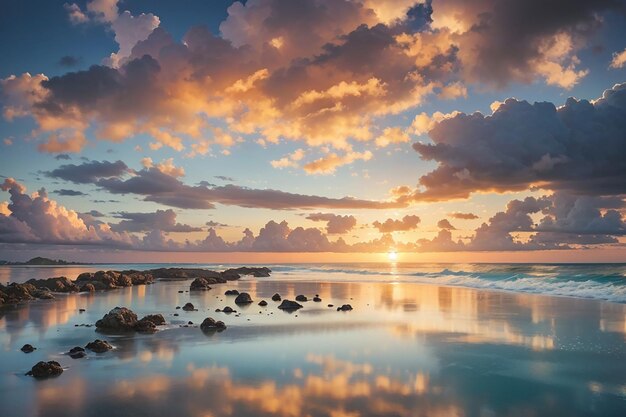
[1,264,625,416]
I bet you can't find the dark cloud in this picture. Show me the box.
[58,55,81,67]
[437,219,456,230]
[110,209,203,233]
[214,176,235,182]
[46,160,129,184]
[449,212,479,220]
[54,154,72,160]
[52,189,87,196]
[373,215,420,233]
[410,83,626,201]
[305,212,357,234]
[206,220,229,228]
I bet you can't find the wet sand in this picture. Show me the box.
[1,276,625,417]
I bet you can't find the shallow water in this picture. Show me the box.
[1,272,625,417]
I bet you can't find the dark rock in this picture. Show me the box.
[173,313,179,316]
[147,268,223,282]
[26,361,63,378]
[327,304,334,308]
[26,276,80,293]
[68,346,86,359]
[32,289,55,299]
[271,293,282,301]
[222,267,271,278]
[175,306,181,309]
[200,317,226,331]
[188,321,193,325]
[182,302,195,311]
[277,299,303,310]
[190,277,212,291]
[139,314,166,326]
[178,290,184,293]
[225,289,239,296]
[134,319,157,333]
[95,307,138,331]
[21,344,36,353]
[258,300,268,306]
[234,292,253,304]
[79,283,96,293]
[79,308,86,312]
[85,339,113,353]
[222,306,236,313]
[295,294,308,302]
[313,296,322,302]
[337,304,353,311]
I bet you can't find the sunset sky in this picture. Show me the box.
[0,0,625,262]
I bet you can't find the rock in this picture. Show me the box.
[258,300,268,306]
[147,268,223,282]
[26,361,63,378]
[222,267,272,278]
[224,289,239,296]
[134,319,157,333]
[75,270,154,290]
[178,290,184,293]
[271,293,282,301]
[234,292,253,304]
[200,317,226,331]
[295,294,308,302]
[173,313,179,316]
[32,289,55,299]
[327,304,334,308]
[79,283,96,293]
[175,306,181,309]
[26,276,80,293]
[182,302,195,311]
[190,277,212,291]
[277,299,303,310]
[95,307,138,331]
[222,306,236,313]
[79,308,86,313]
[21,344,36,353]
[313,296,322,302]
[337,304,353,311]
[85,339,113,353]
[139,314,166,326]
[68,346,86,359]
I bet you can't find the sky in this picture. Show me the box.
[0,0,625,263]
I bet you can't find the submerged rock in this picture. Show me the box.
[225,289,240,296]
[68,346,86,359]
[182,302,195,311]
[200,317,226,331]
[26,361,63,378]
[271,293,282,301]
[337,304,353,311]
[95,307,138,331]
[85,339,113,353]
[295,295,308,302]
[21,344,36,353]
[190,277,212,291]
[234,292,253,304]
[313,296,322,302]
[221,306,236,313]
[277,300,303,310]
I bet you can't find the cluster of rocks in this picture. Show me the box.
[95,307,166,333]
[75,270,154,291]
[200,317,226,332]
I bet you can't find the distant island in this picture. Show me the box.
[0,257,86,266]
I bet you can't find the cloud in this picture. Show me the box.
[373,215,420,233]
[437,219,456,230]
[110,209,203,233]
[449,212,478,220]
[408,82,626,201]
[54,154,72,160]
[205,220,229,228]
[46,160,129,183]
[610,48,626,69]
[375,127,411,148]
[58,55,81,67]
[305,213,357,234]
[303,151,372,174]
[271,149,305,169]
[52,189,88,196]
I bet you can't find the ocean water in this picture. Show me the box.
[1,263,625,416]
[3,262,626,303]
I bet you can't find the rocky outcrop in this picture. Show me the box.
[79,283,96,293]
[140,314,166,326]
[26,276,79,293]
[221,267,272,279]
[75,270,154,290]
[278,300,303,310]
[85,339,113,353]
[147,268,224,282]
[21,344,36,353]
[26,361,63,378]
[200,317,226,331]
[96,307,138,331]
[235,292,253,304]
[68,346,86,359]
[190,278,212,291]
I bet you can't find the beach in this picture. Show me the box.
[0,263,625,417]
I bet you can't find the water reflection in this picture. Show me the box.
[1,278,625,417]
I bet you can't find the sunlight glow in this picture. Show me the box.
[388,251,398,261]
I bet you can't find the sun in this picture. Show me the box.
[387,251,398,261]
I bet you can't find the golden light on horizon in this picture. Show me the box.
[387,251,398,261]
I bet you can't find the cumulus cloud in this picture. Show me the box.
[437,219,456,230]
[373,215,420,233]
[407,82,626,201]
[305,212,357,234]
[449,212,479,220]
[4,0,615,165]
[610,48,626,69]
[46,160,406,210]
[110,209,202,233]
